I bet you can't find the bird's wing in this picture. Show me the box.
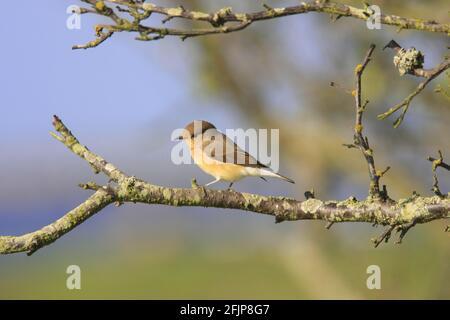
[201,130,267,168]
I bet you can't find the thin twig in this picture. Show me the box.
[72,28,114,50]
[395,220,417,244]
[428,150,450,172]
[428,150,449,197]
[351,45,389,200]
[372,225,395,248]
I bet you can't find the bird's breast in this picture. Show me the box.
[188,142,247,182]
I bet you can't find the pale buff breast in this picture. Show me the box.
[187,139,247,182]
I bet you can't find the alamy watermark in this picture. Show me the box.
[66,5,81,30]
[366,264,381,290]
[366,5,381,30]
[66,265,81,290]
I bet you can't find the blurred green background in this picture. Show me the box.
[0,0,449,299]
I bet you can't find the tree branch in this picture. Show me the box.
[0,188,115,255]
[72,27,114,50]
[378,41,450,127]
[72,0,450,49]
[428,150,450,197]
[428,150,450,172]
[351,44,390,200]
[333,45,390,200]
[1,110,449,255]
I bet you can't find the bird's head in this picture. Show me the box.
[176,120,216,141]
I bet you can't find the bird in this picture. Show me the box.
[176,120,295,189]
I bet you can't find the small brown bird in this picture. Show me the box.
[176,120,295,188]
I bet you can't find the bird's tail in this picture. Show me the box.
[259,168,295,184]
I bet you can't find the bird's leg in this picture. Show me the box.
[227,182,234,190]
[204,178,221,187]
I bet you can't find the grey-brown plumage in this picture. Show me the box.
[178,120,295,187]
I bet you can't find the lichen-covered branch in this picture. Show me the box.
[0,189,115,255]
[72,27,114,50]
[72,0,450,49]
[0,114,449,255]
[428,150,450,197]
[350,44,390,200]
[334,45,390,200]
[378,40,450,127]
